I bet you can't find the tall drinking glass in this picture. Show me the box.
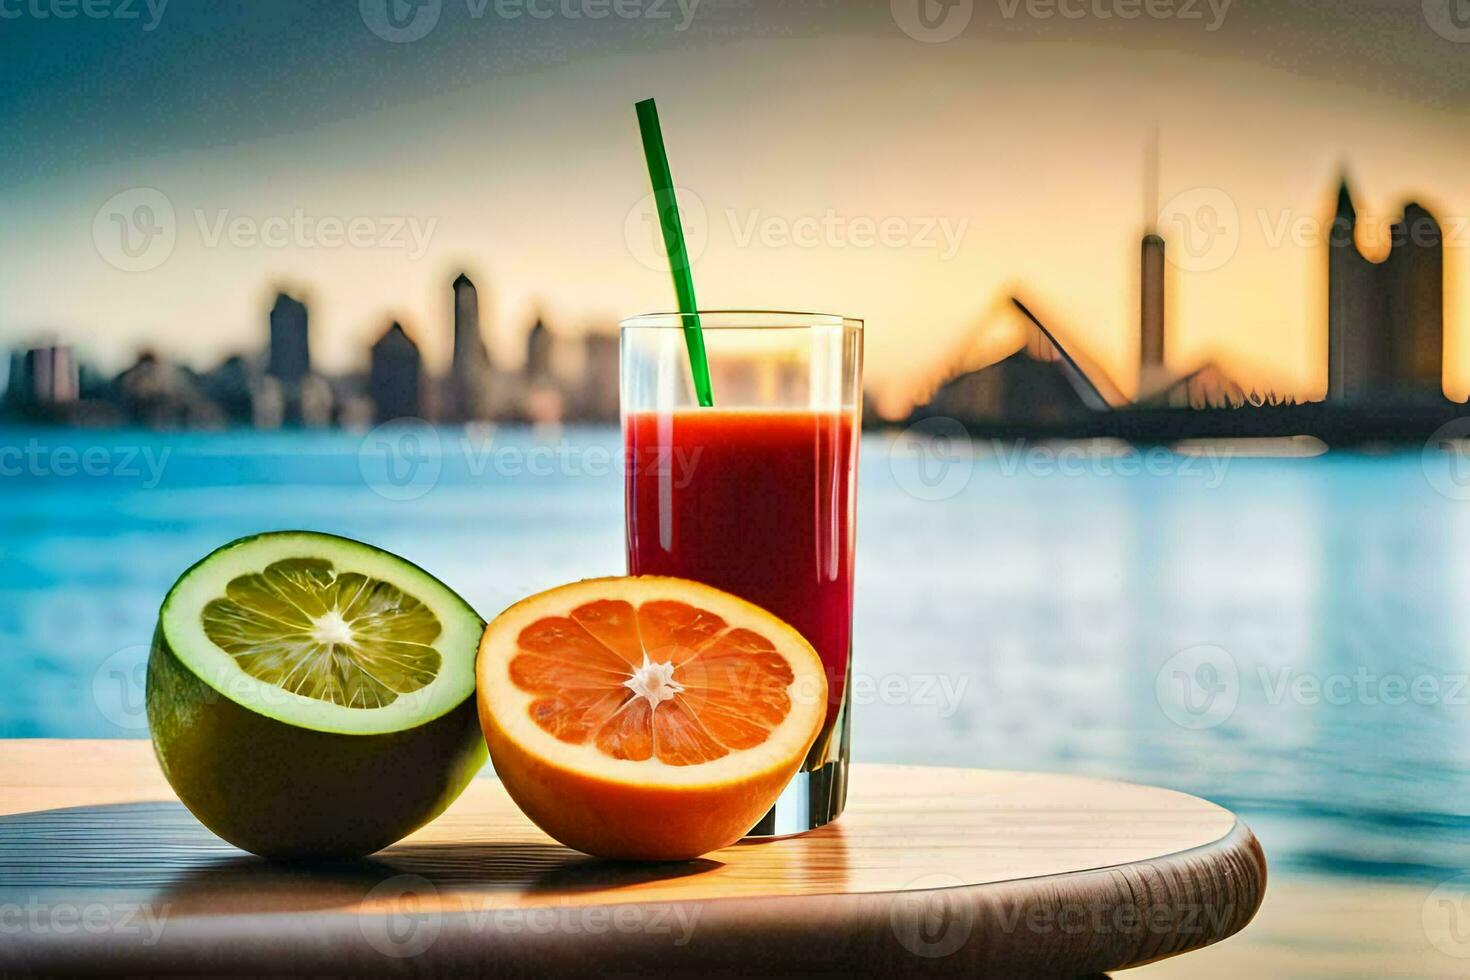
[621,311,862,837]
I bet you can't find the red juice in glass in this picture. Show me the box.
[624,408,858,731]
[621,311,862,834]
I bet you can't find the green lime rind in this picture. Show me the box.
[148,628,485,860]
[145,530,487,860]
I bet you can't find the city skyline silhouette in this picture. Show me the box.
[7,2,1470,407]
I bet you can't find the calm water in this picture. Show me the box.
[3,423,1469,885]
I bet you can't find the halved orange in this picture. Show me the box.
[476,576,827,859]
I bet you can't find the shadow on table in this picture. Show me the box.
[0,801,720,916]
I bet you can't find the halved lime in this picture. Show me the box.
[147,531,486,860]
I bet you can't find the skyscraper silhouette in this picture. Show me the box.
[267,292,310,384]
[1382,203,1443,394]
[1140,233,1165,372]
[448,273,492,420]
[526,316,552,383]
[1328,179,1443,401]
[369,322,423,422]
[580,332,620,422]
[1328,180,1385,401]
[15,345,78,405]
[4,350,27,405]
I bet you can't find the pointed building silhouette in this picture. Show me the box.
[914,295,1124,424]
[369,322,423,422]
[1328,179,1386,401]
[447,273,492,421]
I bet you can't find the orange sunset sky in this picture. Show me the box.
[3,0,1469,411]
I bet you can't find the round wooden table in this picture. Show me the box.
[0,740,1264,976]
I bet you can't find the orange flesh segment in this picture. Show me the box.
[509,599,794,766]
[567,600,644,667]
[635,600,726,662]
[594,698,654,761]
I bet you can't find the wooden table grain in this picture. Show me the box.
[0,740,1264,976]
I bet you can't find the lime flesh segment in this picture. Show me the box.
[158,531,479,735]
[201,557,442,709]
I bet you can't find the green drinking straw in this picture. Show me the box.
[635,98,714,407]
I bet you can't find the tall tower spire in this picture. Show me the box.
[1140,129,1166,377]
[1331,174,1357,244]
[1143,126,1159,233]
